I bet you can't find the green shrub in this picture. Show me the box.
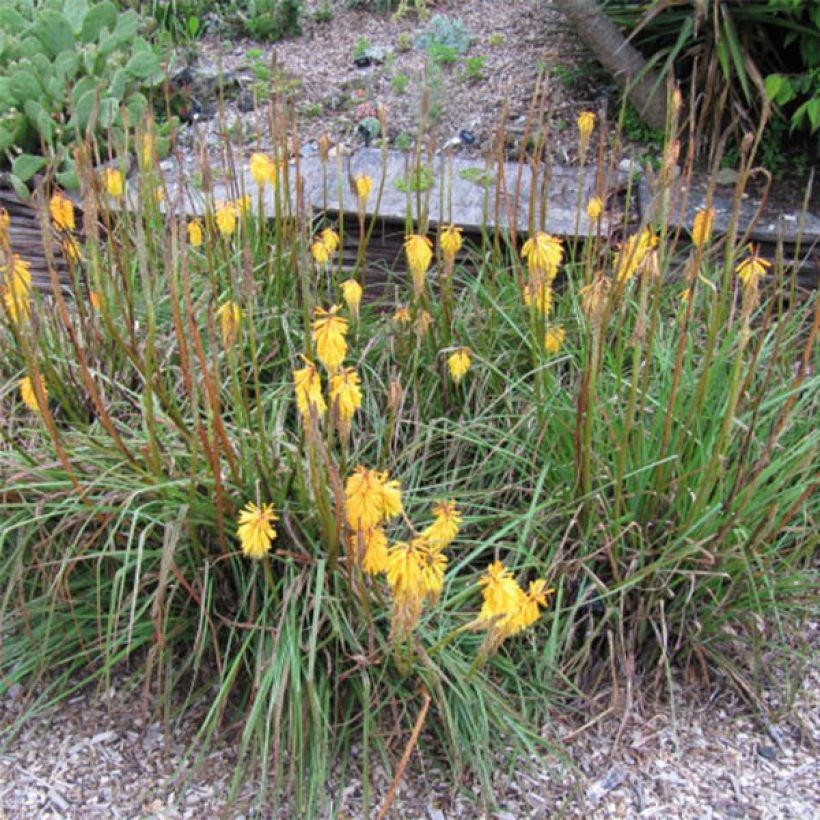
[0,0,165,190]
[414,14,471,57]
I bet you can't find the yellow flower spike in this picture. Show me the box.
[393,306,410,324]
[320,227,341,253]
[89,291,102,311]
[341,278,362,320]
[140,132,157,167]
[477,561,520,624]
[216,301,242,347]
[355,174,373,205]
[345,466,403,530]
[311,305,348,373]
[1,255,32,324]
[385,538,429,637]
[359,526,389,574]
[62,236,81,263]
[215,202,237,237]
[311,240,330,266]
[293,358,327,421]
[521,232,563,280]
[19,374,46,414]
[691,207,715,249]
[249,152,277,187]
[49,190,75,232]
[523,282,553,315]
[0,208,10,246]
[422,500,462,549]
[414,309,432,340]
[187,219,203,247]
[544,324,565,354]
[103,168,124,199]
[735,245,771,290]
[236,501,278,560]
[614,229,658,284]
[404,233,433,297]
[420,543,448,602]
[439,224,463,263]
[447,347,472,384]
[586,196,603,222]
[234,195,252,215]
[577,110,596,153]
[329,367,362,425]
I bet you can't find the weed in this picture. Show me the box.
[462,55,487,81]
[392,73,410,95]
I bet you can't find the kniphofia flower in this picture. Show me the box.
[216,301,242,347]
[187,219,203,247]
[355,174,372,205]
[691,207,714,249]
[422,500,462,549]
[49,190,75,231]
[523,282,553,315]
[579,274,611,327]
[104,168,124,199]
[577,111,595,155]
[736,245,771,290]
[311,305,348,372]
[357,526,389,574]
[19,374,46,414]
[521,232,563,281]
[614,229,658,283]
[341,278,362,320]
[1,255,32,324]
[0,208,9,248]
[320,227,341,253]
[311,240,330,266]
[544,324,565,354]
[404,234,433,297]
[140,132,157,167]
[62,237,81,263]
[447,348,471,384]
[329,367,362,427]
[215,202,237,237]
[345,466,402,531]
[236,501,278,560]
[249,152,277,187]
[385,538,434,637]
[415,309,432,340]
[586,196,603,222]
[293,358,326,421]
[393,306,410,324]
[439,225,463,263]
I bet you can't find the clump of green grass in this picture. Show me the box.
[0,89,816,815]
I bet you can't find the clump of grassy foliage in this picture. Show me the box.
[0,88,817,814]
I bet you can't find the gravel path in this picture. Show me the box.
[1,660,817,818]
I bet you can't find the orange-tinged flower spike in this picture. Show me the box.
[216,301,242,347]
[521,232,563,280]
[345,466,403,530]
[586,196,603,221]
[360,526,389,574]
[329,367,362,424]
[422,500,462,548]
[736,245,771,290]
[249,152,277,187]
[49,190,75,231]
[19,374,46,414]
[89,291,102,310]
[614,229,658,283]
[404,233,433,297]
[691,207,714,249]
[439,224,463,262]
[393,306,410,324]
[355,174,372,205]
[311,305,348,372]
[320,227,341,253]
[544,324,565,354]
[293,359,327,421]
[341,278,362,320]
[447,347,471,384]
[104,168,124,199]
[311,240,330,266]
[187,219,203,247]
[215,203,237,237]
[236,501,278,560]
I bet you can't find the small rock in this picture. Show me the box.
[459,129,476,146]
[758,744,778,761]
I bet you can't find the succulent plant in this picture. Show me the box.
[0,0,167,192]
